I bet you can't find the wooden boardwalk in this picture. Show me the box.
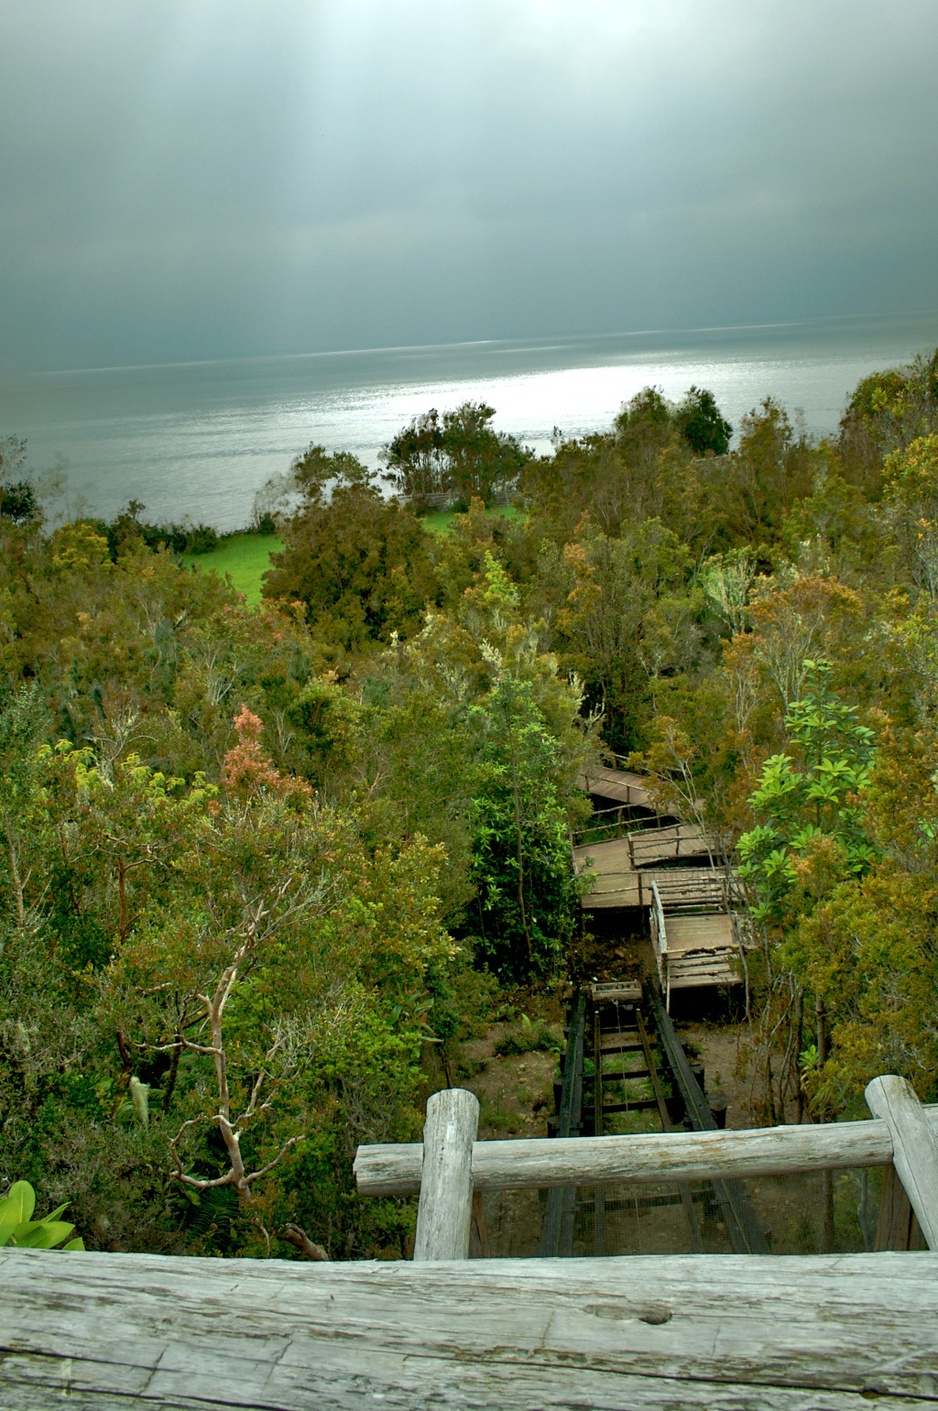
[577,765,655,808]
[647,877,742,1002]
[3,1245,938,1408]
[573,836,663,907]
[574,766,744,1002]
[655,910,740,994]
[627,822,716,867]
[572,841,730,909]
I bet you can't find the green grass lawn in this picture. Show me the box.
[421,504,525,535]
[182,533,281,606]
[182,504,526,605]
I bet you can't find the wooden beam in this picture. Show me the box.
[3,1247,938,1408]
[875,1163,926,1252]
[355,1106,936,1196]
[413,1087,479,1261]
[865,1075,938,1251]
[354,1105,938,1197]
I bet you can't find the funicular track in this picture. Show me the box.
[539,981,769,1256]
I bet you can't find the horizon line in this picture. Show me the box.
[27,307,938,380]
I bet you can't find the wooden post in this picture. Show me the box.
[866,1075,938,1251]
[413,1088,479,1262]
[875,1162,926,1251]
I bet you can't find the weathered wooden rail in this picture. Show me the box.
[4,1245,938,1408]
[356,1075,938,1259]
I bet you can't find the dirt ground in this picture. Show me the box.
[455,991,566,1141]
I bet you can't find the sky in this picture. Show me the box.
[2,0,937,372]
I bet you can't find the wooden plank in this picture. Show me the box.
[591,980,642,1004]
[354,1105,938,1196]
[573,839,645,906]
[581,885,644,909]
[578,766,655,808]
[866,1075,938,1251]
[3,1247,938,1409]
[572,846,735,912]
[667,947,741,988]
[413,1088,479,1260]
[663,913,736,953]
[668,967,739,989]
[651,871,731,911]
[572,836,632,873]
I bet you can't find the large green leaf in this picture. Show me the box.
[14,1219,78,1249]
[0,1182,80,1250]
[0,1181,35,1245]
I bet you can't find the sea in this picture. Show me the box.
[2,311,937,532]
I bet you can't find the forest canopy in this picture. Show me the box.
[2,351,938,1258]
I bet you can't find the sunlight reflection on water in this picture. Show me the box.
[4,314,937,529]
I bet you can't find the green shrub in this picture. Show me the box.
[494,1013,563,1057]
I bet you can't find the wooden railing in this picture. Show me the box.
[355,1075,938,1261]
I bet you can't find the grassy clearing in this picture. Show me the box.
[182,533,281,606]
[421,504,525,536]
[182,504,524,604]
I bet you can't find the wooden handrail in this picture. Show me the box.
[866,1075,938,1250]
[356,1089,938,1225]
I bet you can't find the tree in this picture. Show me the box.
[380,410,447,508]
[737,660,877,1119]
[0,436,39,525]
[263,451,440,656]
[382,402,530,509]
[738,660,876,929]
[676,386,732,456]
[838,349,938,492]
[98,706,454,1251]
[545,516,697,752]
[468,672,580,981]
[881,433,938,597]
[702,398,815,546]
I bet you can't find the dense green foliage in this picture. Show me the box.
[264,450,440,658]
[4,349,938,1256]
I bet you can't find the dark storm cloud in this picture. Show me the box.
[1,0,937,370]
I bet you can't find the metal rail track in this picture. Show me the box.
[539,979,769,1256]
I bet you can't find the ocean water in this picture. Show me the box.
[2,311,937,532]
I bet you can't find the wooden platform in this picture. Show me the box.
[573,823,716,878]
[577,765,655,808]
[572,840,732,912]
[647,879,743,1002]
[659,913,739,989]
[3,1246,938,1408]
[573,836,642,906]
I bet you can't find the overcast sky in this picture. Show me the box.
[2,0,937,372]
